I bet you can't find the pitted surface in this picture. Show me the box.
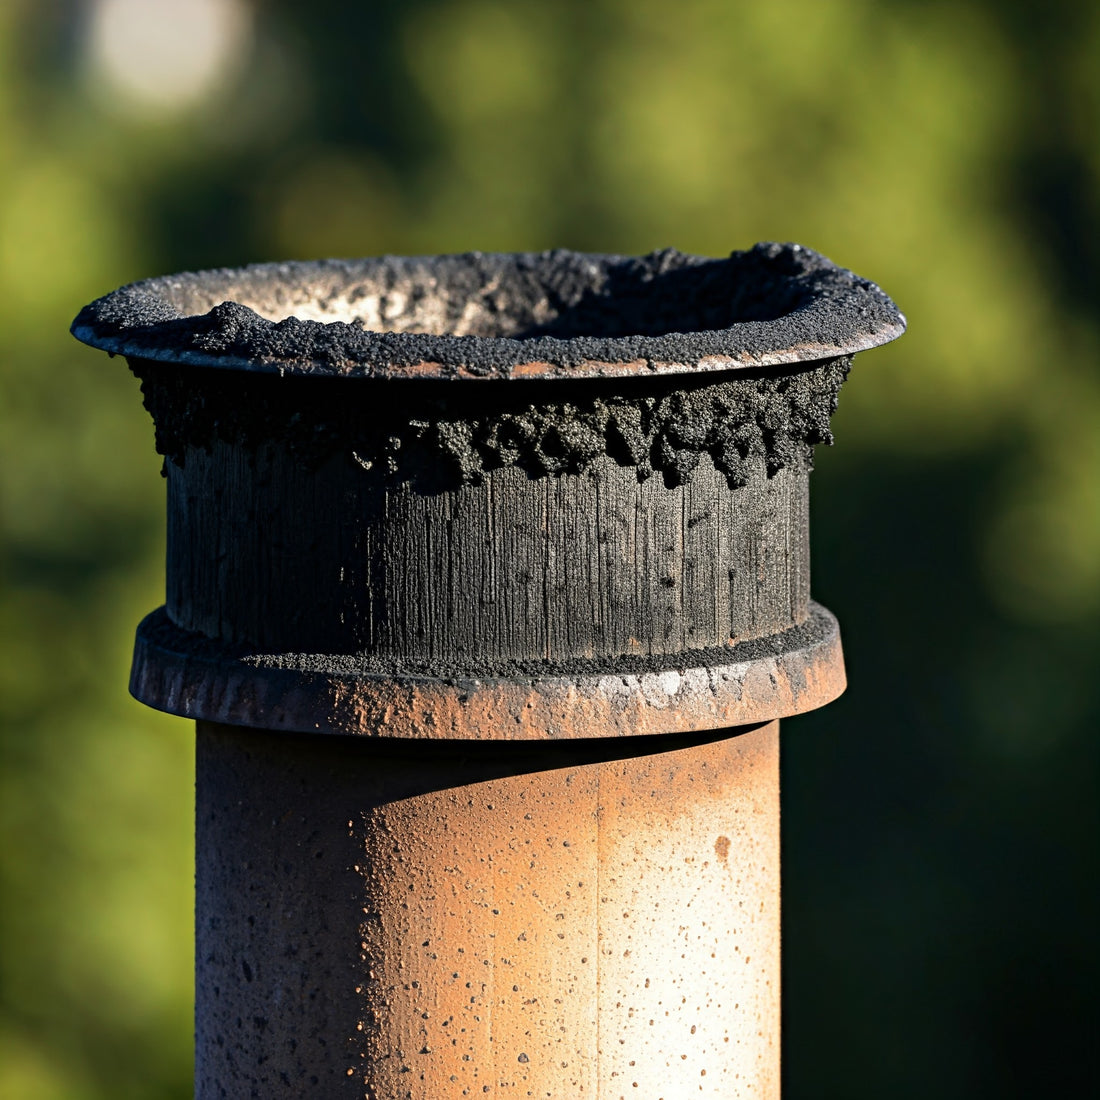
[195,720,780,1099]
[71,243,904,378]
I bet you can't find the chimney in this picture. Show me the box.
[74,244,904,1099]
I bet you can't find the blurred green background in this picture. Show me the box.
[1,0,1097,1096]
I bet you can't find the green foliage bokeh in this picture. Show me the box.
[1,1,1096,1096]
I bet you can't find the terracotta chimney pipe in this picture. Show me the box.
[74,244,903,1099]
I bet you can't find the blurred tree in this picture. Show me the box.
[0,1,1095,1097]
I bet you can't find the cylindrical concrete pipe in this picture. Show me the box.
[73,245,904,1099]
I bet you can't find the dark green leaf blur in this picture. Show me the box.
[1,1,1096,1096]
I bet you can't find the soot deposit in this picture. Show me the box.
[134,357,850,489]
[72,243,904,377]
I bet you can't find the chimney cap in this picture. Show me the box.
[71,242,905,381]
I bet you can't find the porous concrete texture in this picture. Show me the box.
[196,720,779,1100]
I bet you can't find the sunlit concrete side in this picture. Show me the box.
[195,720,779,1100]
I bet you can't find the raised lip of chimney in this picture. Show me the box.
[70,242,905,381]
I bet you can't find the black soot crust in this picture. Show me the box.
[133,357,851,489]
[71,243,904,378]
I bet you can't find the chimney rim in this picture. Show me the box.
[71,241,905,381]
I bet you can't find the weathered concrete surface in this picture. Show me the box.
[131,602,843,740]
[196,720,780,1100]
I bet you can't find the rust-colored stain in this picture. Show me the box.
[130,604,845,740]
[327,635,843,740]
